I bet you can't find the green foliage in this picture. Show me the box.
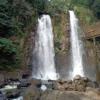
[27,0,48,14]
[47,0,70,16]
[12,0,34,30]
[70,0,100,20]
[0,0,34,37]
[91,0,100,19]
[70,0,88,8]
[0,38,17,54]
[0,0,12,36]
[0,0,48,70]
[0,38,18,70]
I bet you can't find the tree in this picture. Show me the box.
[91,0,100,19]
[0,0,12,37]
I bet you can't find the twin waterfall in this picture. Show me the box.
[32,11,84,80]
[69,11,84,78]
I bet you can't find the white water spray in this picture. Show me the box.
[32,15,57,80]
[69,11,84,78]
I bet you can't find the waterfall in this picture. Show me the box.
[69,11,84,78]
[32,15,57,80]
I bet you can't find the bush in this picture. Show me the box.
[0,38,17,70]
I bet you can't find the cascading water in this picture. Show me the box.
[69,11,84,78]
[32,15,57,80]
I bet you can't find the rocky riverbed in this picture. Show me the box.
[0,75,100,100]
[24,75,100,100]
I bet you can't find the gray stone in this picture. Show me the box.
[76,85,86,92]
[40,90,100,100]
[87,81,97,88]
[62,83,69,89]
[67,79,72,84]
[53,81,61,90]
[23,85,43,100]
[60,78,67,84]
[82,77,89,82]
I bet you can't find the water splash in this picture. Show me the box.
[69,11,84,78]
[32,15,57,80]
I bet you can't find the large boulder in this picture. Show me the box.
[0,91,7,100]
[82,77,89,82]
[67,79,72,84]
[75,85,86,92]
[28,78,41,88]
[60,78,67,84]
[84,88,100,100]
[17,79,30,88]
[6,91,20,99]
[62,83,69,90]
[23,85,43,100]
[40,90,100,100]
[73,79,87,87]
[67,84,75,91]
[57,86,65,91]
[53,81,61,90]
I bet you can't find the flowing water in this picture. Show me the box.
[32,15,57,80]
[69,11,84,78]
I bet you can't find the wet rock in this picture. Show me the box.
[9,78,19,82]
[0,91,7,100]
[40,90,57,100]
[60,78,67,84]
[62,83,69,89]
[22,74,30,79]
[6,91,20,99]
[79,80,87,87]
[73,75,82,81]
[0,83,6,88]
[56,79,61,83]
[73,79,87,87]
[57,86,65,91]
[73,79,79,85]
[0,92,6,100]
[23,85,43,100]
[76,85,86,92]
[67,84,75,91]
[41,80,53,89]
[82,77,89,82]
[40,90,100,100]
[4,71,22,82]
[29,78,41,88]
[67,79,72,84]
[18,79,30,88]
[76,79,87,87]
[53,81,61,90]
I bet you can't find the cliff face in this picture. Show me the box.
[82,22,100,81]
[52,12,68,53]
[52,12,71,78]
[53,11,97,80]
